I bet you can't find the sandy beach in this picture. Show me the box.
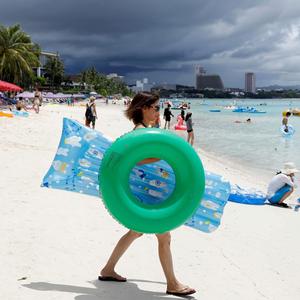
[0,102,299,300]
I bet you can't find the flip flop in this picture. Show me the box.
[166,287,196,296]
[98,276,127,282]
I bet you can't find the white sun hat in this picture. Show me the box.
[281,162,299,175]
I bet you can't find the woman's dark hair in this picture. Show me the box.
[185,112,192,122]
[125,92,159,124]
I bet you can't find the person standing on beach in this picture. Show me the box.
[33,88,42,113]
[185,112,194,146]
[99,92,196,297]
[267,162,298,207]
[85,96,97,129]
[163,104,174,129]
[282,111,291,132]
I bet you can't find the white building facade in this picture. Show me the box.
[130,78,153,93]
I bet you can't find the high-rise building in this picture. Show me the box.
[195,65,224,90]
[245,72,256,93]
[130,78,153,93]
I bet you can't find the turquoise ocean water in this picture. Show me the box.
[170,98,300,178]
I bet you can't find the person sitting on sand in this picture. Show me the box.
[99,92,196,297]
[282,112,291,132]
[16,98,27,111]
[267,162,298,208]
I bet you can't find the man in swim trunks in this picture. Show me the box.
[267,162,298,207]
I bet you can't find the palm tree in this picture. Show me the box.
[0,24,40,85]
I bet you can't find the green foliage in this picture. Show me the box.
[0,24,40,85]
[44,56,64,89]
[80,66,131,96]
[35,75,47,86]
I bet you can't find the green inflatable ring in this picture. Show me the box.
[99,128,205,233]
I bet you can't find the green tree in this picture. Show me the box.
[44,56,64,89]
[79,66,132,96]
[0,24,40,85]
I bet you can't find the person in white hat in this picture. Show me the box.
[267,162,299,207]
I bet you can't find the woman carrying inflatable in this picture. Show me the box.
[99,92,196,296]
[267,162,298,208]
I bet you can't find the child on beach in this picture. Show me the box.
[185,112,194,146]
[99,92,196,297]
[267,162,298,207]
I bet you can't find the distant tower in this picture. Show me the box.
[195,65,206,76]
[195,65,224,90]
[245,72,256,93]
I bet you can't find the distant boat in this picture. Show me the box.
[209,109,221,112]
[232,107,266,113]
[223,105,237,110]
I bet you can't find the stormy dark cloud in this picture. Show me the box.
[1,0,300,87]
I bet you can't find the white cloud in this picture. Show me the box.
[64,136,81,147]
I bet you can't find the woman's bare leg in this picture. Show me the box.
[187,132,193,145]
[156,232,195,294]
[190,131,194,146]
[100,230,143,280]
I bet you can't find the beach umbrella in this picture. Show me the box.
[53,93,70,98]
[17,91,34,98]
[72,94,85,98]
[44,92,54,98]
[0,80,23,92]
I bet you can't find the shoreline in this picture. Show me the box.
[1,102,300,300]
